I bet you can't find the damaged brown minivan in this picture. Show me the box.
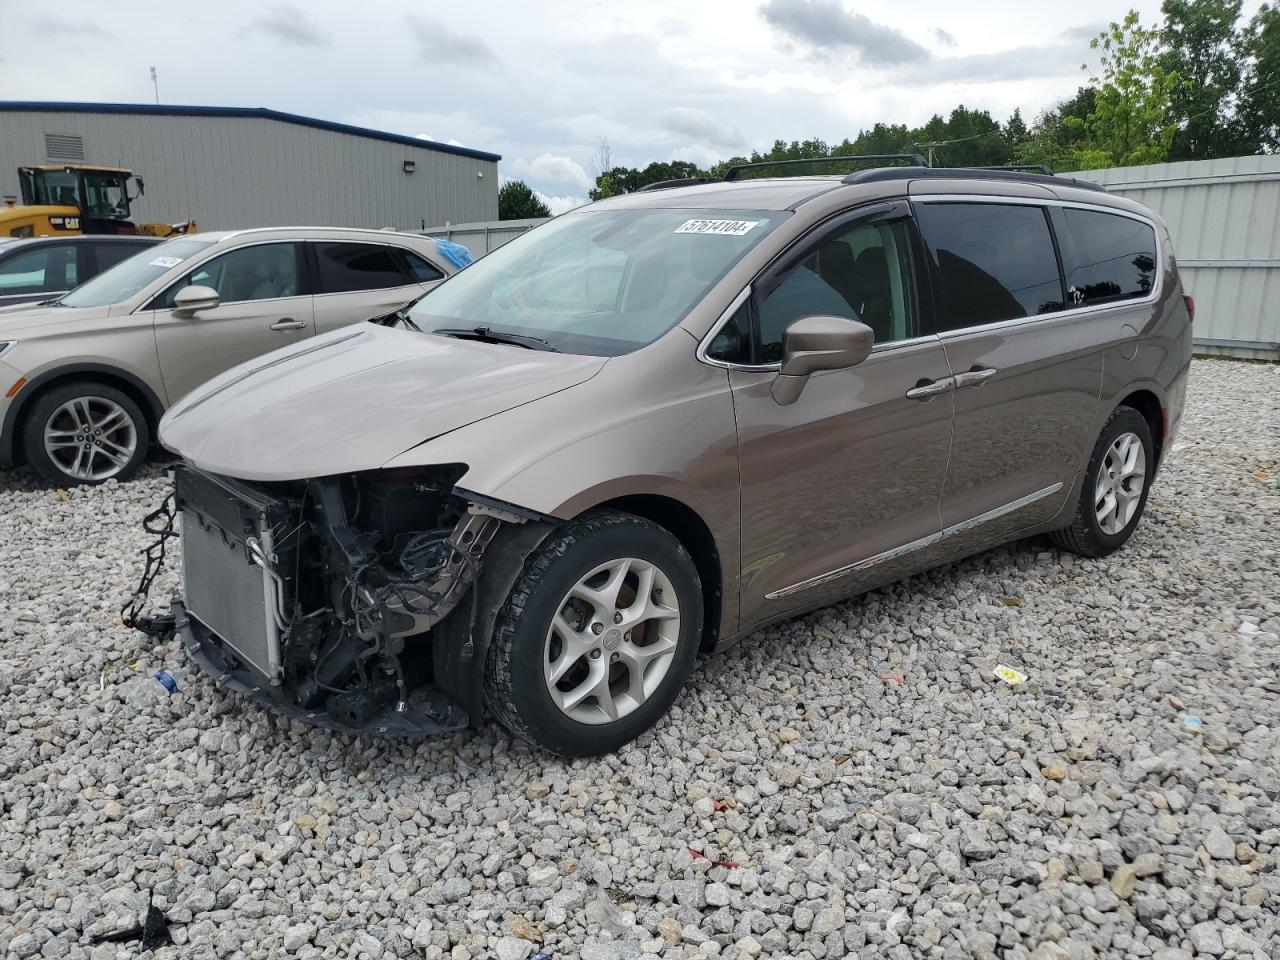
[151,158,1192,755]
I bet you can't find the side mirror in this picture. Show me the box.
[171,284,220,319]
[771,314,874,405]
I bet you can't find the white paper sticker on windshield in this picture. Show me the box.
[674,219,760,237]
[148,256,183,268]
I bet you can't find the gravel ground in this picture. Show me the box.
[1,357,1278,960]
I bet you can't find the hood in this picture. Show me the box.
[0,301,114,336]
[160,324,607,481]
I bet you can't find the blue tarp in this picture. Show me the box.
[432,237,475,270]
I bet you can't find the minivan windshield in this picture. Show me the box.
[60,238,213,308]
[408,207,788,356]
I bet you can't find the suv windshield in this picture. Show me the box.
[408,207,788,356]
[60,238,213,308]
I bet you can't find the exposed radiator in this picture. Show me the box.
[175,465,295,682]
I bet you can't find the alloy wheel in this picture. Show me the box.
[1094,431,1146,535]
[543,557,682,725]
[42,396,138,482]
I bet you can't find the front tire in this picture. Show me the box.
[485,510,703,756]
[22,380,149,486]
[1051,406,1154,558]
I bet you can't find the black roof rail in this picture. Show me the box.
[635,177,723,192]
[841,166,1107,193]
[723,154,927,181]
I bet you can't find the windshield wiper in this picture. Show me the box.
[433,326,559,352]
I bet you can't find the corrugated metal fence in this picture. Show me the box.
[1067,156,1280,360]
[421,217,549,256]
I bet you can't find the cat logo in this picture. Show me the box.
[49,216,81,231]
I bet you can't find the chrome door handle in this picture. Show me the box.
[906,376,955,401]
[954,367,998,389]
[270,318,307,331]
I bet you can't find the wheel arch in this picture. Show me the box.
[1115,387,1165,468]
[1,364,165,466]
[592,493,725,652]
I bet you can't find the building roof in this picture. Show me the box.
[0,101,501,163]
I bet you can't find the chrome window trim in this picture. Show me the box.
[766,481,1064,600]
[909,194,1164,332]
[696,285,779,372]
[132,238,306,315]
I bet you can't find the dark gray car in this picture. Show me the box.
[154,159,1193,756]
[0,235,160,308]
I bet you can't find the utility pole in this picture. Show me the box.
[150,67,159,105]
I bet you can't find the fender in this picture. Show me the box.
[0,363,165,466]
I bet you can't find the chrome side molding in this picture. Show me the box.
[766,481,1065,600]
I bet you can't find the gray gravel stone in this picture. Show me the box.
[0,359,1277,960]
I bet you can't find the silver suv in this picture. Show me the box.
[0,227,462,486]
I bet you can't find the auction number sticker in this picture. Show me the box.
[674,219,760,236]
[148,256,183,268]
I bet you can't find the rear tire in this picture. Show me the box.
[22,380,149,486]
[485,510,703,757]
[1051,406,1154,558]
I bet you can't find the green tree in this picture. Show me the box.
[1015,88,1097,170]
[1161,0,1250,158]
[1239,4,1280,151]
[1077,11,1179,167]
[498,180,551,220]
[589,160,706,200]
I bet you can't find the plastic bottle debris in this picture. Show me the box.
[993,664,1028,685]
[123,669,180,709]
[154,670,179,694]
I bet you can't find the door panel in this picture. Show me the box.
[153,295,315,404]
[733,338,954,626]
[937,319,1099,536]
[312,283,430,335]
[914,199,1101,540]
[150,241,314,404]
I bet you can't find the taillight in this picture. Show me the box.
[1183,294,1195,322]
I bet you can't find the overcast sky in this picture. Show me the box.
[0,0,1213,212]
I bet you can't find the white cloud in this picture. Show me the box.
[536,191,588,215]
[415,133,464,147]
[504,154,593,193]
[658,107,747,149]
[672,144,731,168]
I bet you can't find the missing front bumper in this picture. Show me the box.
[173,600,470,738]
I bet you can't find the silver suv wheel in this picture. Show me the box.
[1094,431,1146,535]
[43,396,139,482]
[543,556,681,725]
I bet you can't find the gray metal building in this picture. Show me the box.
[0,101,500,232]
[1067,155,1280,360]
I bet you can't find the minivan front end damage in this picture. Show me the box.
[169,463,542,736]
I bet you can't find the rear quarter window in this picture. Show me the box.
[1059,208,1158,306]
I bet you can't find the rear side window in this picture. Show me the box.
[1060,208,1158,305]
[0,244,77,294]
[917,203,1063,330]
[315,242,410,293]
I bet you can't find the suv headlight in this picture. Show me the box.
[0,341,15,361]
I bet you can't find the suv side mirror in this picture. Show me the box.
[171,284,220,319]
[771,314,875,405]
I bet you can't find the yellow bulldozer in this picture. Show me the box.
[0,164,197,239]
